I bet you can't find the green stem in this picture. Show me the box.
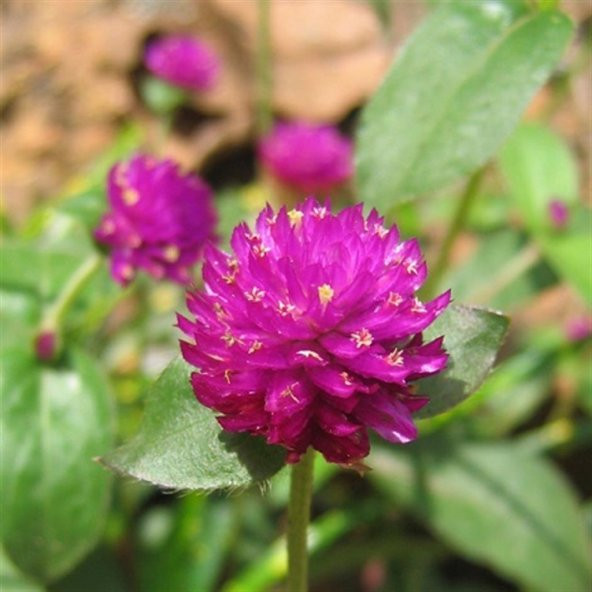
[39,252,102,344]
[468,243,540,305]
[256,0,273,136]
[287,448,315,592]
[421,167,485,299]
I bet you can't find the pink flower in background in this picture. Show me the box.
[565,316,592,342]
[95,154,217,285]
[145,35,219,91]
[259,123,353,193]
[179,198,450,465]
[548,199,569,229]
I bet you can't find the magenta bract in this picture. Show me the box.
[95,154,217,286]
[259,123,353,194]
[179,198,450,465]
[145,35,219,91]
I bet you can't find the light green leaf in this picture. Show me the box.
[371,438,592,592]
[356,1,572,206]
[500,122,591,303]
[101,357,285,491]
[499,122,578,229]
[58,188,106,232]
[0,242,84,300]
[0,349,114,583]
[417,304,509,418]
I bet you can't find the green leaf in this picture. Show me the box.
[499,122,578,229]
[101,357,285,491]
[137,496,233,592]
[0,289,41,350]
[0,547,43,592]
[0,349,115,583]
[370,437,592,592]
[0,241,85,300]
[417,304,509,418]
[499,122,591,303]
[141,77,187,115]
[58,188,106,232]
[539,229,592,304]
[356,1,572,206]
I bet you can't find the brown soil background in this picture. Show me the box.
[1,0,590,223]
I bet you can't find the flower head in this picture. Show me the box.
[548,199,569,229]
[144,35,219,91]
[179,198,450,465]
[95,154,216,285]
[259,122,353,194]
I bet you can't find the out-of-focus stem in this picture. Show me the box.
[468,243,540,305]
[256,0,273,136]
[37,252,102,358]
[287,448,315,592]
[422,167,485,299]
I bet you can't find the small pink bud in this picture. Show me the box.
[565,316,592,342]
[35,331,56,361]
[548,199,569,229]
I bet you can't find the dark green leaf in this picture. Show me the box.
[0,349,115,583]
[356,1,572,206]
[417,304,509,418]
[137,496,233,592]
[101,357,285,491]
[371,437,592,592]
[49,547,126,592]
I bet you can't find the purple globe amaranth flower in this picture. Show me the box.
[178,198,450,465]
[95,154,217,286]
[145,35,219,91]
[259,122,353,194]
[548,199,570,229]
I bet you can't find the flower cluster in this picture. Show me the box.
[95,154,216,285]
[145,35,219,91]
[259,122,353,194]
[179,198,450,464]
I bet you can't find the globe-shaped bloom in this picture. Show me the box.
[178,198,450,465]
[144,35,219,91]
[95,154,216,285]
[259,123,353,194]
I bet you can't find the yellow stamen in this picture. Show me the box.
[163,245,180,262]
[318,283,334,306]
[122,187,140,206]
[288,209,304,227]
